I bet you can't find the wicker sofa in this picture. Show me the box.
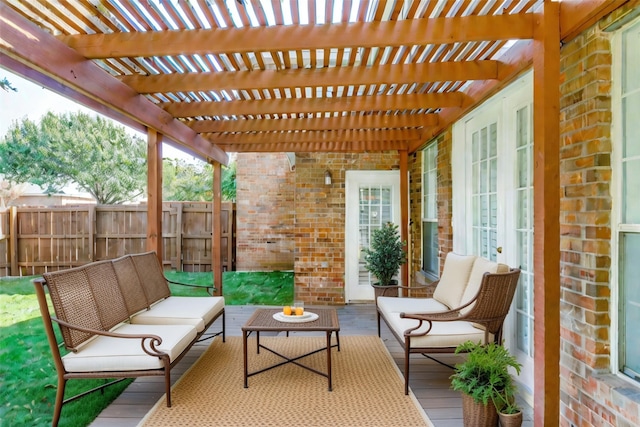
[376,252,521,394]
[33,251,225,427]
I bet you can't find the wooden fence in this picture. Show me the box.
[0,202,235,277]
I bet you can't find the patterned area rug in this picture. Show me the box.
[139,335,432,426]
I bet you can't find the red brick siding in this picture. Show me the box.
[558,11,639,427]
[294,152,399,305]
[235,153,295,271]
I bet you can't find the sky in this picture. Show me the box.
[0,70,199,162]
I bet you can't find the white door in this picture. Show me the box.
[503,87,535,398]
[452,73,535,400]
[345,170,401,302]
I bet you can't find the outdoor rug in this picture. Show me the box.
[138,335,432,426]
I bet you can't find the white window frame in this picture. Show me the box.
[421,140,439,279]
[611,15,640,383]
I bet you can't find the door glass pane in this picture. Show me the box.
[471,122,498,260]
[514,104,534,358]
[620,233,640,377]
[358,185,393,286]
[489,123,497,157]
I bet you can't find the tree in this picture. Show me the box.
[162,159,236,202]
[0,111,146,204]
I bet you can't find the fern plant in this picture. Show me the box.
[450,341,522,409]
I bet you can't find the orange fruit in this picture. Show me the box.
[283,306,292,315]
[295,307,304,316]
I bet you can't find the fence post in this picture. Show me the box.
[9,206,17,276]
[89,205,95,262]
[176,203,183,271]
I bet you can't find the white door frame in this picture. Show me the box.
[344,170,401,302]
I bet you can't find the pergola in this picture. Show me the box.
[0,1,630,424]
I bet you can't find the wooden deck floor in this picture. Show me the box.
[89,304,533,427]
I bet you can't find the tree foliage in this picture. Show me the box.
[162,158,236,202]
[0,111,146,204]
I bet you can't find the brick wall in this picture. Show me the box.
[235,153,295,270]
[294,152,398,304]
[558,10,639,427]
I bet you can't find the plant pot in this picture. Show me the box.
[498,411,523,427]
[461,393,498,427]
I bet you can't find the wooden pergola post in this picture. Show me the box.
[146,129,163,263]
[399,149,409,288]
[211,161,223,296]
[533,1,561,425]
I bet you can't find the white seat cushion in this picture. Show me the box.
[131,296,225,332]
[61,324,197,373]
[384,312,488,349]
[377,296,449,315]
[432,253,476,309]
[460,258,510,315]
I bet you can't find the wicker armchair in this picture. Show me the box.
[377,261,521,395]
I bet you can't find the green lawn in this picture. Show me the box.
[0,270,293,426]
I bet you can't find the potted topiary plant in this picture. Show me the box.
[362,222,407,299]
[450,341,522,427]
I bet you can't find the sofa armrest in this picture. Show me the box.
[51,317,167,358]
[165,277,216,296]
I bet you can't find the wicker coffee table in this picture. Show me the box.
[242,308,341,391]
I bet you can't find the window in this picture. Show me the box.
[616,18,640,381]
[422,142,438,278]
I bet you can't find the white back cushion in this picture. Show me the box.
[432,253,477,309]
[460,258,510,314]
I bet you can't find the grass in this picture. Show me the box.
[163,270,295,305]
[0,270,293,426]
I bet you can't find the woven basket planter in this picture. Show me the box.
[461,393,498,427]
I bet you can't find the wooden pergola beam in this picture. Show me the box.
[533,2,561,425]
[560,0,633,42]
[214,141,409,153]
[187,113,438,134]
[204,128,420,145]
[0,3,228,166]
[61,14,534,59]
[121,60,499,94]
[409,39,534,152]
[163,92,463,118]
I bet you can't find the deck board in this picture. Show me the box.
[89,304,533,427]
